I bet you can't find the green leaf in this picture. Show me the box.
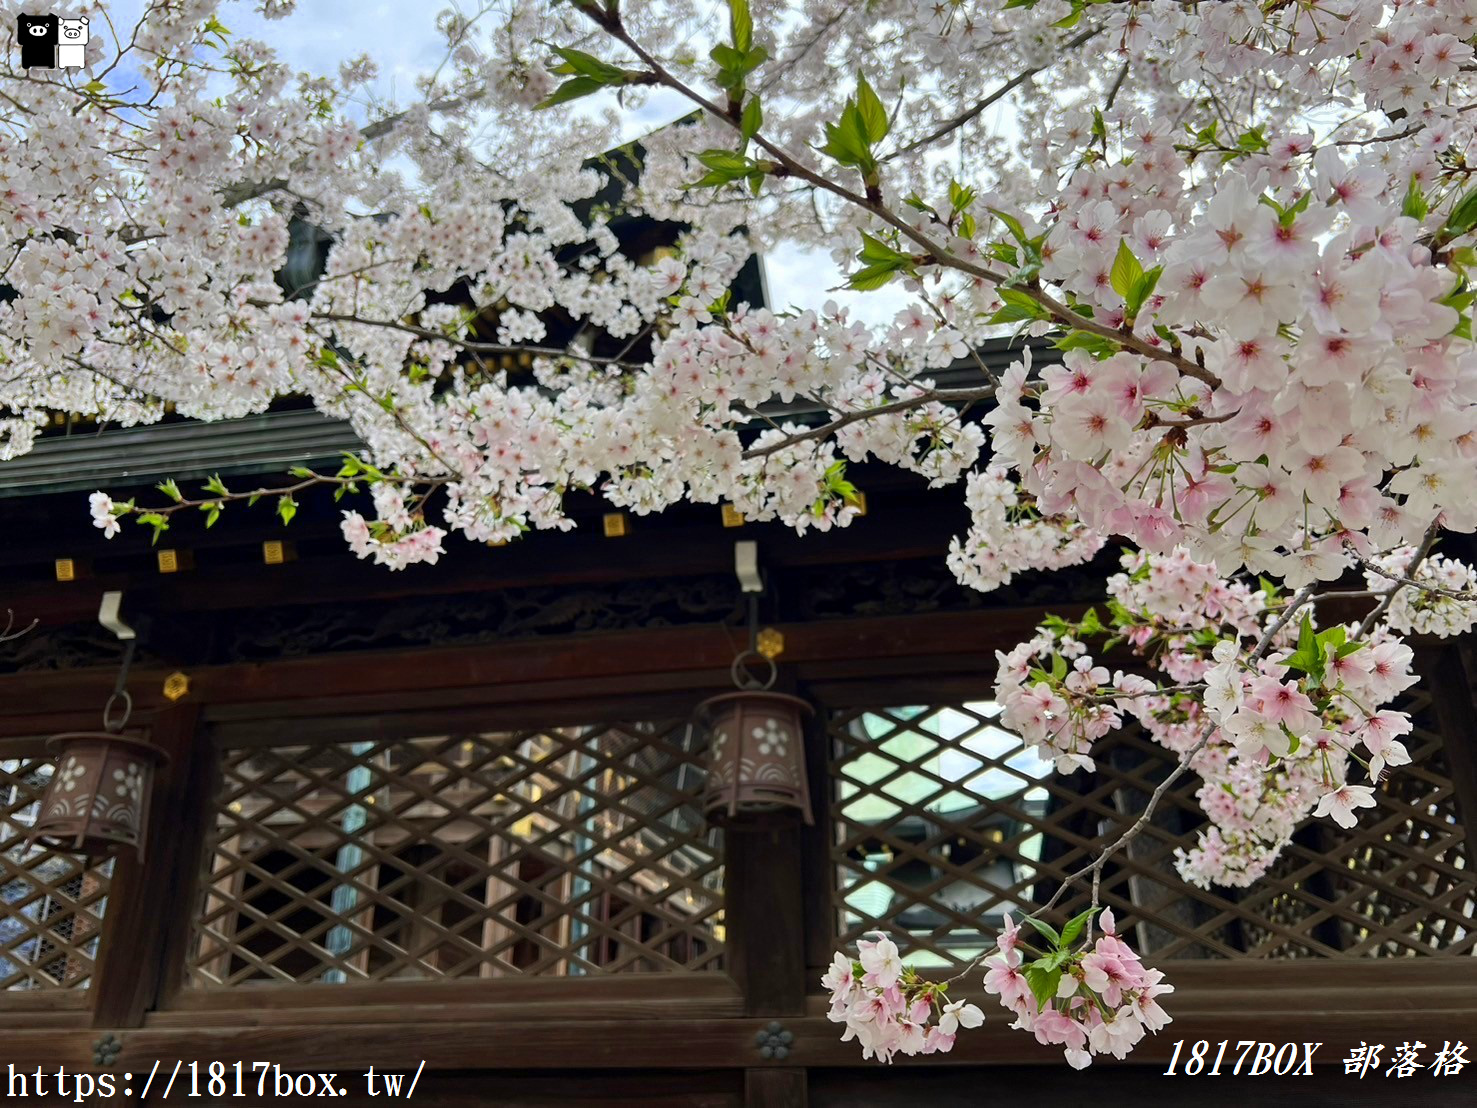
[536,75,606,110]
[1050,653,1068,681]
[740,96,763,142]
[988,207,1030,248]
[1444,187,1477,240]
[1126,265,1163,319]
[136,512,170,545]
[1052,0,1086,28]
[1315,624,1347,653]
[1403,175,1429,222]
[689,148,763,189]
[710,42,767,92]
[1022,963,1063,1011]
[156,478,184,503]
[846,262,904,291]
[1054,330,1118,358]
[1110,240,1145,301]
[1281,725,1300,757]
[204,473,230,497]
[1236,126,1269,153]
[1282,612,1325,682]
[728,0,752,54]
[696,149,753,173]
[277,495,298,527]
[854,74,889,145]
[1022,915,1063,949]
[1059,906,1099,949]
[551,46,625,84]
[1297,611,1316,656]
[858,231,907,265]
[988,287,1048,326]
[821,103,875,170]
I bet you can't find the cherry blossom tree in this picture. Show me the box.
[6,0,1477,1068]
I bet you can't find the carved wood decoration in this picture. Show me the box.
[186,720,725,987]
[0,742,112,991]
[826,687,1476,969]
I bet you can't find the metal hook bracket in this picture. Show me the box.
[731,542,776,690]
[98,591,135,641]
[734,541,763,594]
[97,592,138,732]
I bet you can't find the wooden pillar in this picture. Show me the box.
[725,822,807,1017]
[745,1068,807,1108]
[1426,644,1477,866]
[89,703,203,1026]
[151,711,223,1012]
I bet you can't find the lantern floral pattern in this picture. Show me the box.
[754,719,787,757]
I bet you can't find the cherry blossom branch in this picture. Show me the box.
[1354,537,1475,604]
[581,8,1224,394]
[740,384,997,460]
[310,311,650,370]
[0,609,37,643]
[215,90,495,210]
[1068,581,1319,920]
[886,27,1103,159]
[1355,526,1440,638]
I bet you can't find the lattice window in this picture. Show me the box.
[0,754,111,990]
[829,689,1476,968]
[188,721,724,986]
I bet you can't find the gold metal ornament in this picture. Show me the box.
[162,672,191,702]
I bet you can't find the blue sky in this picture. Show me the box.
[88,0,902,325]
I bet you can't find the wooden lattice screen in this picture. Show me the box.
[829,686,1476,968]
[0,747,111,990]
[187,721,724,987]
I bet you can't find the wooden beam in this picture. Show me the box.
[10,976,1476,1072]
[0,480,968,631]
[0,610,1054,724]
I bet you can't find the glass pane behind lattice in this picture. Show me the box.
[0,756,112,990]
[829,689,1475,968]
[187,722,724,986]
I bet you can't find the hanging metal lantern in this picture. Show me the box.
[696,648,814,828]
[31,638,167,861]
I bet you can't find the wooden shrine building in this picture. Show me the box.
[0,178,1475,1103]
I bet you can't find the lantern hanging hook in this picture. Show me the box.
[731,542,776,690]
[98,591,136,733]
